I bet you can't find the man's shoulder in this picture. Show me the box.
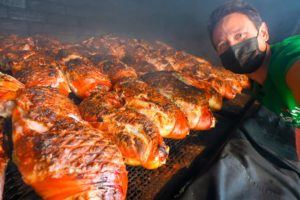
[269,35,300,75]
[282,34,300,44]
[271,35,300,54]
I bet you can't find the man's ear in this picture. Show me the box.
[259,22,269,42]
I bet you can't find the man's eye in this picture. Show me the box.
[235,33,246,41]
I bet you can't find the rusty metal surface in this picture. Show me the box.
[2,92,253,200]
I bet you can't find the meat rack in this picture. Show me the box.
[3,90,257,200]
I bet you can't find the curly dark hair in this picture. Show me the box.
[208,0,263,47]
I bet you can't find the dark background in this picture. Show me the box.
[0,0,300,64]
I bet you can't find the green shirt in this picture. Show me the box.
[252,35,300,128]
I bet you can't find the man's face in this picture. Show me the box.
[212,12,268,55]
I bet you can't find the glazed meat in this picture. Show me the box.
[97,59,138,84]
[82,35,127,59]
[12,87,83,134]
[12,87,128,200]
[141,71,215,131]
[62,58,111,98]
[178,64,250,99]
[31,35,63,55]
[0,118,7,199]
[12,54,71,96]
[0,34,19,51]
[55,44,94,64]
[121,39,174,75]
[0,36,36,72]
[114,78,189,139]
[164,50,212,71]
[81,35,174,76]
[83,35,209,74]
[212,67,251,89]
[173,71,223,110]
[0,35,62,73]
[0,72,24,118]
[13,120,128,200]
[79,91,169,169]
[55,45,112,98]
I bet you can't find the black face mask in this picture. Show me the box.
[219,36,266,74]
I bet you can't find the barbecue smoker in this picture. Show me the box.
[0,0,299,200]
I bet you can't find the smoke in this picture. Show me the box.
[1,0,299,64]
[87,0,300,64]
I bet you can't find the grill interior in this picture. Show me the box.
[3,92,254,200]
[1,1,298,199]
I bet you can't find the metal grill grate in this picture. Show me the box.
[4,162,41,200]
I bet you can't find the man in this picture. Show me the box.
[174,3,300,199]
[207,0,300,159]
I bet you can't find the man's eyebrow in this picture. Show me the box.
[232,27,248,34]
